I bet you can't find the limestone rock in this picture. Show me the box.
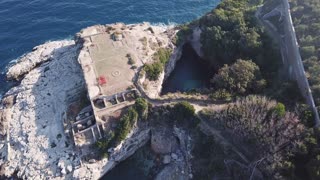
[171,153,178,161]
[151,129,178,154]
[163,155,171,164]
[1,22,177,180]
[1,39,85,179]
[67,165,73,173]
[6,40,74,80]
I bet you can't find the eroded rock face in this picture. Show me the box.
[6,40,74,80]
[188,27,204,58]
[1,23,177,179]
[151,128,178,154]
[1,40,85,179]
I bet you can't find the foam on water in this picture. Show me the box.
[0,0,220,96]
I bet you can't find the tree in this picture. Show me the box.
[273,103,286,118]
[134,98,148,119]
[173,101,195,121]
[211,59,265,94]
[199,95,305,178]
[144,48,172,81]
[144,62,163,81]
[114,107,138,143]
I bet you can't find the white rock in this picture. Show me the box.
[171,153,178,160]
[163,155,171,164]
[61,168,66,175]
[1,22,176,180]
[67,165,73,173]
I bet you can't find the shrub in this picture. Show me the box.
[144,48,172,81]
[134,98,148,120]
[127,53,136,65]
[273,103,286,118]
[114,107,138,143]
[153,48,172,64]
[144,62,163,81]
[174,25,193,45]
[211,59,265,94]
[200,95,305,178]
[297,103,315,127]
[173,101,195,121]
[301,46,316,59]
[209,89,232,101]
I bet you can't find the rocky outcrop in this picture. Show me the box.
[73,128,151,179]
[151,128,178,154]
[164,44,183,80]
[189,27,204,58]
[0,40,85,179]
[1,23,177,179]
[6,40,75,80]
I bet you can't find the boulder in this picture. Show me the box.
[66,165,73,173]
[151,129,178,154]
[163,155,171,164]
[171,153,178,161]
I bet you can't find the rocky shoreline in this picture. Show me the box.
[0,22,188,179]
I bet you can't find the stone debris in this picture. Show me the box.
[163,155,171,164]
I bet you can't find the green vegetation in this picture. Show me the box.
[199,0,281,90]
[172,101,195,121]
[144,62,163,81]
[95,132,115,159]
[209,89,232,101]
[114,107,139,143]
[211,59,266,94]
[200,95,305,178]
[153,47,172,64]
[134,98,148,120]
[174,25,193,46]
[144,48,172,81]
[273,103,286,117]
[93,101,150,159]
[289,0,320,107]
[192,133,234,179]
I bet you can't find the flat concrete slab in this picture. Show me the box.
[87,33,135,97]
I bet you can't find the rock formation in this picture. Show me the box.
[0,22,183,179]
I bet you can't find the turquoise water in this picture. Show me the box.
[162,44,213,94]
[0,0,219,97]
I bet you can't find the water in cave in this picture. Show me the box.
[161,43,213,94]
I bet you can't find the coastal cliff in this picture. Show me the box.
[0,22,188,179]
